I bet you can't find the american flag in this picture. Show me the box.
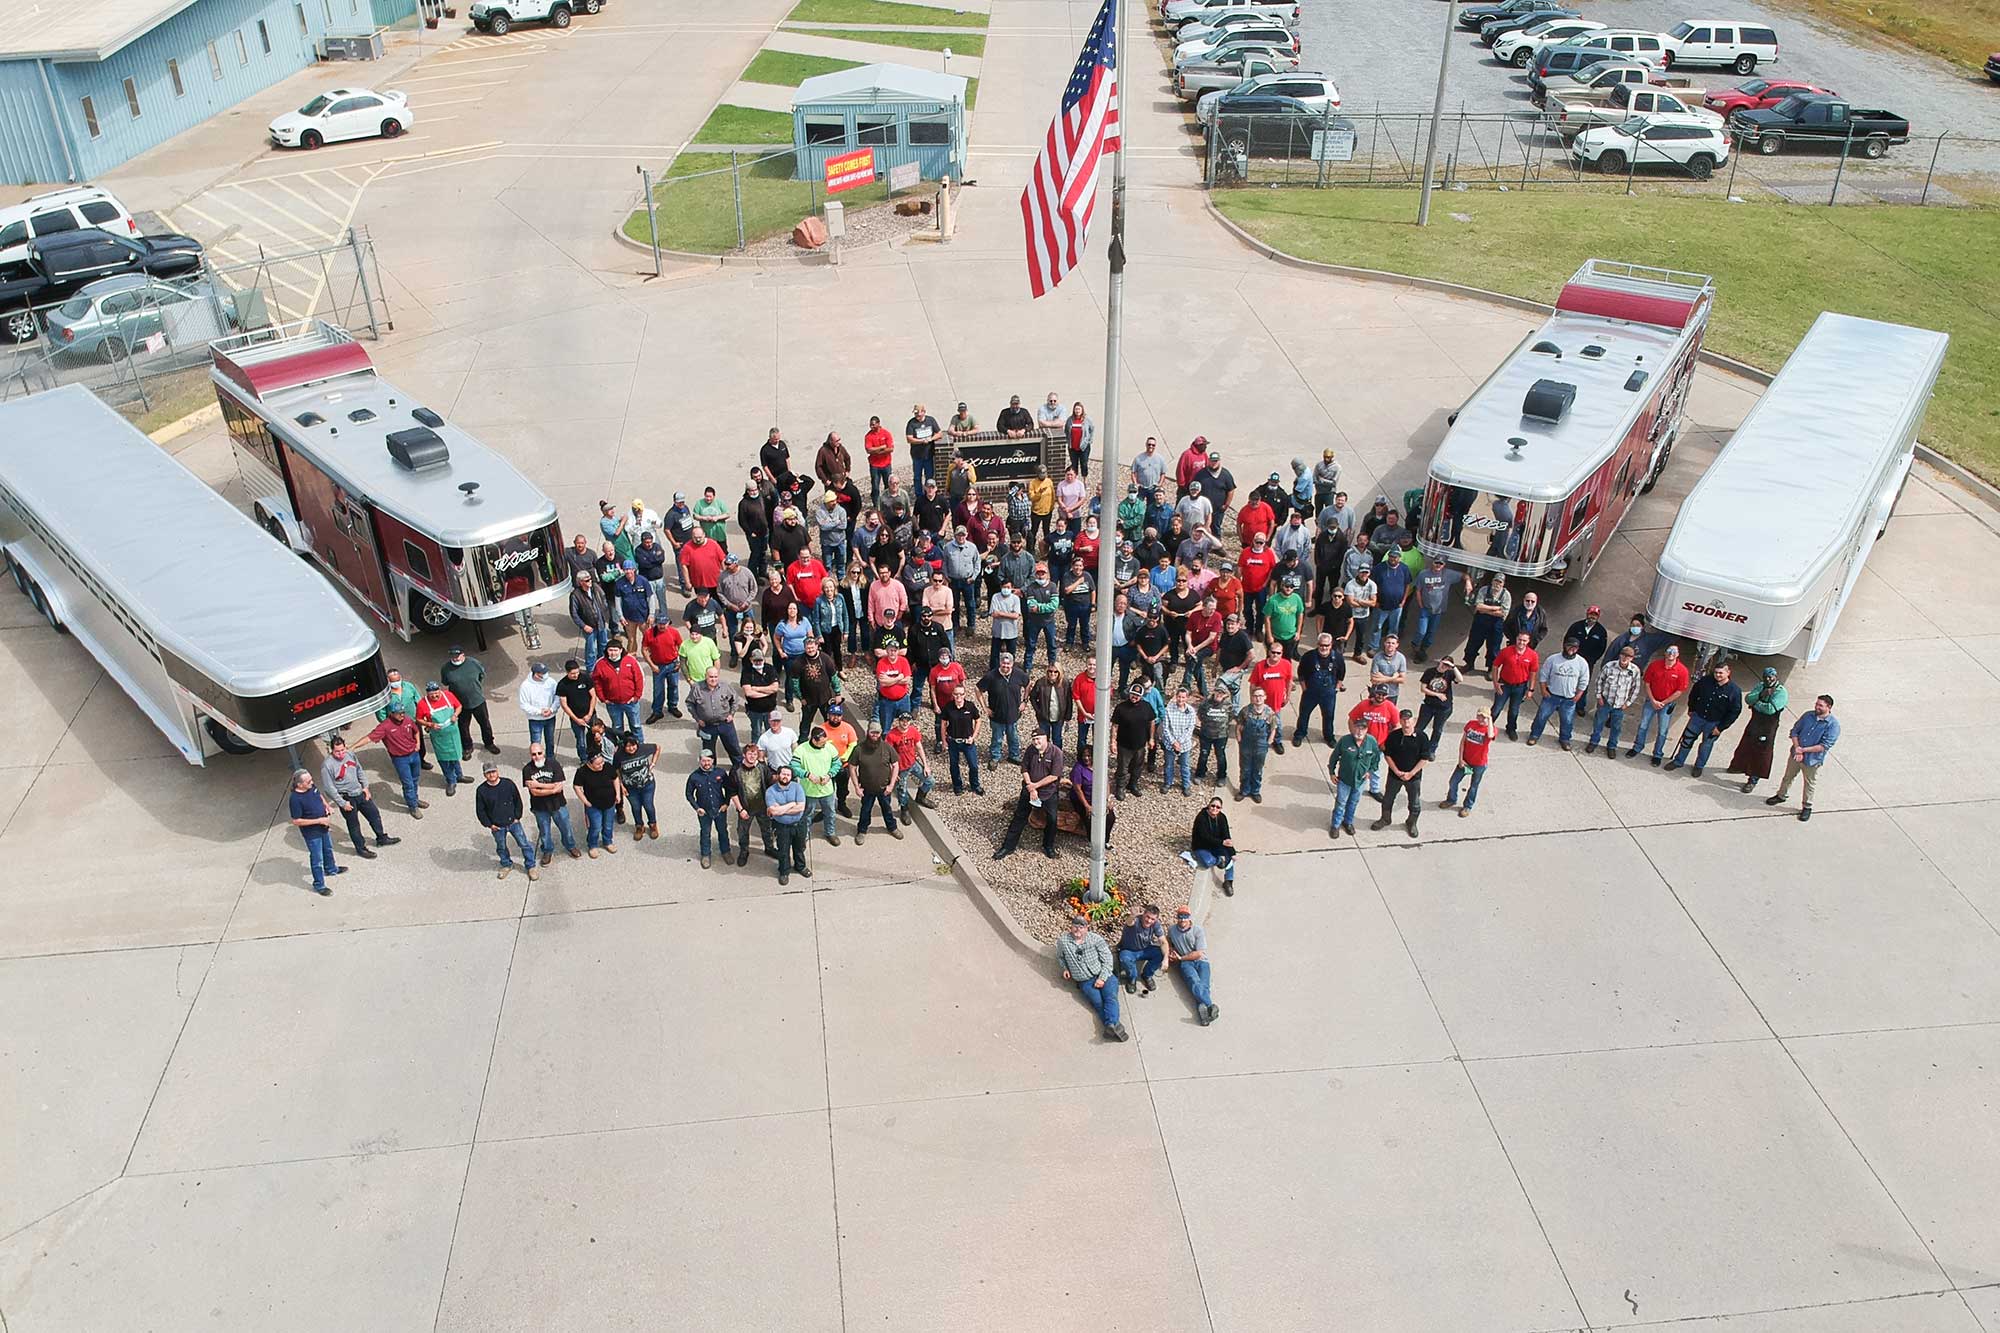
[1020,0,1121,299]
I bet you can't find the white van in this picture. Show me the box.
[1664,20,1780,74]
[0,188,138,272]
[1576,30,1671,68]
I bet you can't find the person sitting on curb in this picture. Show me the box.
[1168,906,1218,1026]
[1188,795,1236,894]
[1057,913,1128,1042]
[1116,904,1169,996]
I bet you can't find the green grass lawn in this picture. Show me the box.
[785,0,988,28]
[689,105,796,146]
[742,49,862,86]
[1214,188,2000,480]
[788,26,985,55]
[624,151,898,254]
[1789,0,1996,71]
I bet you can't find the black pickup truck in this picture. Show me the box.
[1729,94,1911,158]
[1,229,203,343]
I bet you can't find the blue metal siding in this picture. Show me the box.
[0,0,383,183]
[790,100,965,184]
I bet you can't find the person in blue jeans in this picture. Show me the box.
[1056,915,1127,1041]
[520,743,578,861]
[1666,662,1745,776]
[1628,644,1691,765]
[1585,644,1642,755]
[1526,638,1592,749]
[1167,907,1218,1025]
[617,733,660,839]
[1234,688,1279,803]
[572,751,624,856]
[1116,905,1169,995]
[1190,797,1236,895]
[683,748,735,868]
[1327,716,1381,838]
[288,769,345,896]
[474,764,538,881]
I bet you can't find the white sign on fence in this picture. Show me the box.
[1310,128,1357,162]
[888,160,921,191]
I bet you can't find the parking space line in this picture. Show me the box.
[177,202,230,236]
[207,185,337,246]
[317,167,365,191]
[402,63,523,80]
[413,95,488,108]
[262,176,352,230]
[410,49,544,68]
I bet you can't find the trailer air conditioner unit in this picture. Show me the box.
[387,426,450,471]
[1522,378,1576,424]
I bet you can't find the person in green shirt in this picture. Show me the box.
[1327,716,1381,838]
[1116,485,1147,543]
[692,487,730,544]
[1263,575,1306,658]
[792,724,843,845]
[1726,665,1789,793]
[680,629,721,686]
[377,668,432,770]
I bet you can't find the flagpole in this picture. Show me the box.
[1086,0,1126,904]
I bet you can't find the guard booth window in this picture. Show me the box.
[857,120,895,146]
[908,118,949,145]
[804,118,845,145]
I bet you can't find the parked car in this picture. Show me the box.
[1549,82,1721,138]
[1527,43,1625,93]
[1174,25,1298,65]
[1198,71,1339,125]
[1729,95,1911,156]
[1175,12,1295,47]
[1161,0,1296,25]
[0,231,205,344]
[1533,61,1697,109]
[0,187,138,273]
[1703,78,1831,114]
[1176,50,1301,100]
[1480,8,1578,45]
[1213,99,1357,158]
[41,274,236,364]
[1663,20,1780,74]
[1495,17,1604,66]
[1459,0,1550,31]
[1983,50,1999,83]
[1571,117,1732,176]
[467,0,599,35]
[1574,30,1671,67]
[269,88,413,150]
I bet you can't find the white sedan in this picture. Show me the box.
[269,88,413,150]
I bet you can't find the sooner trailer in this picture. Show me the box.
[1647,312,1948,665]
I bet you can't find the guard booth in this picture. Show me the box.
[790,63,969,185]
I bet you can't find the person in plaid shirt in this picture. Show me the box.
[1057,914,1127,1042]
[1585,643,1643,756]
[1159,686,1199,796]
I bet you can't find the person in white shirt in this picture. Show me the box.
[758,714,798,774]
[1036,392,1065,431]
[627,498,663,544]
[518,661,560,753]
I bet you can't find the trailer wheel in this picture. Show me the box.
[9,559,28,597]
[1860,135,1888,159]
[204,717,258,756]
[1641,439,1673,494]
[25,578,65,634]
[411,591,458,634]
[1733,53,1757,75]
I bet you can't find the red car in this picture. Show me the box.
[1703,78,1834,114]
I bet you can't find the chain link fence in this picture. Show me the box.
[1199,109,2000,207]
[0,228,390,422]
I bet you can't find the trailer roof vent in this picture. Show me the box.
[347,407,377,423]
[1530,340,1562,358]
[295,411,325,427]
[1581,343,1608,359]
[387,425,450,472]
[1624,369,1650,392]
[1522,378,1577,424]
[412,406,444,428]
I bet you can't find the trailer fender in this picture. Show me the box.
[3,544,75,633]
[252,498,306,553]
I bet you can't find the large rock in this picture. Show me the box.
[792,215,828,249]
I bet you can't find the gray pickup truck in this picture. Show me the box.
[1531,61,1697,109]
[1174,50,1299,102]
[1548,80,1720,139]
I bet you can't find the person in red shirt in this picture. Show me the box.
[1490,632,1540,739]
[641,616,684,723]
[927,649,967,748]
[591,641,648,741]
[1175,436,1210,496]
[873,642,915,733]
[1631,643,1692,764]
[1440,705,1496,817]
[1209,564,1243,621]
[786,552,830,612]
[1347,685,1399,796]
[863,415,896,505]
[1247,644,1296,753]
[1071,659,1100,751]
[680,528,726,595]
[1236,493,1277,550]
[1182,596,1223,694]
[1238,534,1278,632]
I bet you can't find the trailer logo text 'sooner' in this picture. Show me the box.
[292,681,363,715]
[1683,600,1749,624]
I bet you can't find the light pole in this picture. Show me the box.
[1417,0,1460,226]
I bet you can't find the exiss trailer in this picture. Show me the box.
[1647,312,1949,664]
[0,384,389,764]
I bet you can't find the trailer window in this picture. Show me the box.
[1568,489,1593,535]
[1616,457,1635,499]
[403,541,434,581]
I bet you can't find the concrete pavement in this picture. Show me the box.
[6,0,2000,1329]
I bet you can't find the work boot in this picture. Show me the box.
[1370,815,1392,831]
[700,854,711,869]
[1692,766,1704,777]
[1664,759,1683,772]
[645,711,665,724]
[648,822,660,839]
[377,836,401,847]
[889,824,904,839]
[356,846,378,859]
[855,831,866,846]
[1342,822,1357,836]
[497,866,511,880]
[526,865,539,881]
[1405,816,1419,838]
[1584,741,1597,754]
[1650,755,1663,767]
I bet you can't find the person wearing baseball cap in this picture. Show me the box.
[475,761,537,882]
[1168,905,1217,1025]
[1564,603,1610,669]
[1057,913,1127,1042]
[1111,683,1156,798]
[1176,436,1210,495]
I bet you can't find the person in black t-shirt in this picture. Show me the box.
[1373,710,1429,837]
[572,753,624,856]
[1111,685,1157,798]
[1160,575,1200,670]
[520,741,579,861]
[553,660,598,764]
[1216,612,1255,712]
[1415,658,1461,759]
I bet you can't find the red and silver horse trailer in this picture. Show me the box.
[1417,259,1714,585]
[210,321,565,643]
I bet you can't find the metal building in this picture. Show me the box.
[790,63,969,186]
[0,0,415,186]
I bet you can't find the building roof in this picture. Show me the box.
[1657,312,1949,605]
[0,0,203,63]
[793,63,969,108]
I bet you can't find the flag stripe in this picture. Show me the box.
[1020,0,1120,299]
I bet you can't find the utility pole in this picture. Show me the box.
[1417,0,1460,225]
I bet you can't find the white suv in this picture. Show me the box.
[468,0,600,34]
[1664,20,1780,74]
[1572,116,1731,177]
[1494,18,1605,68]
[1576,30,1671,68]
[0,187,138,272]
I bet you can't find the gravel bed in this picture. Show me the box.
[754,183,959,260]
[831,630,1208,946]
